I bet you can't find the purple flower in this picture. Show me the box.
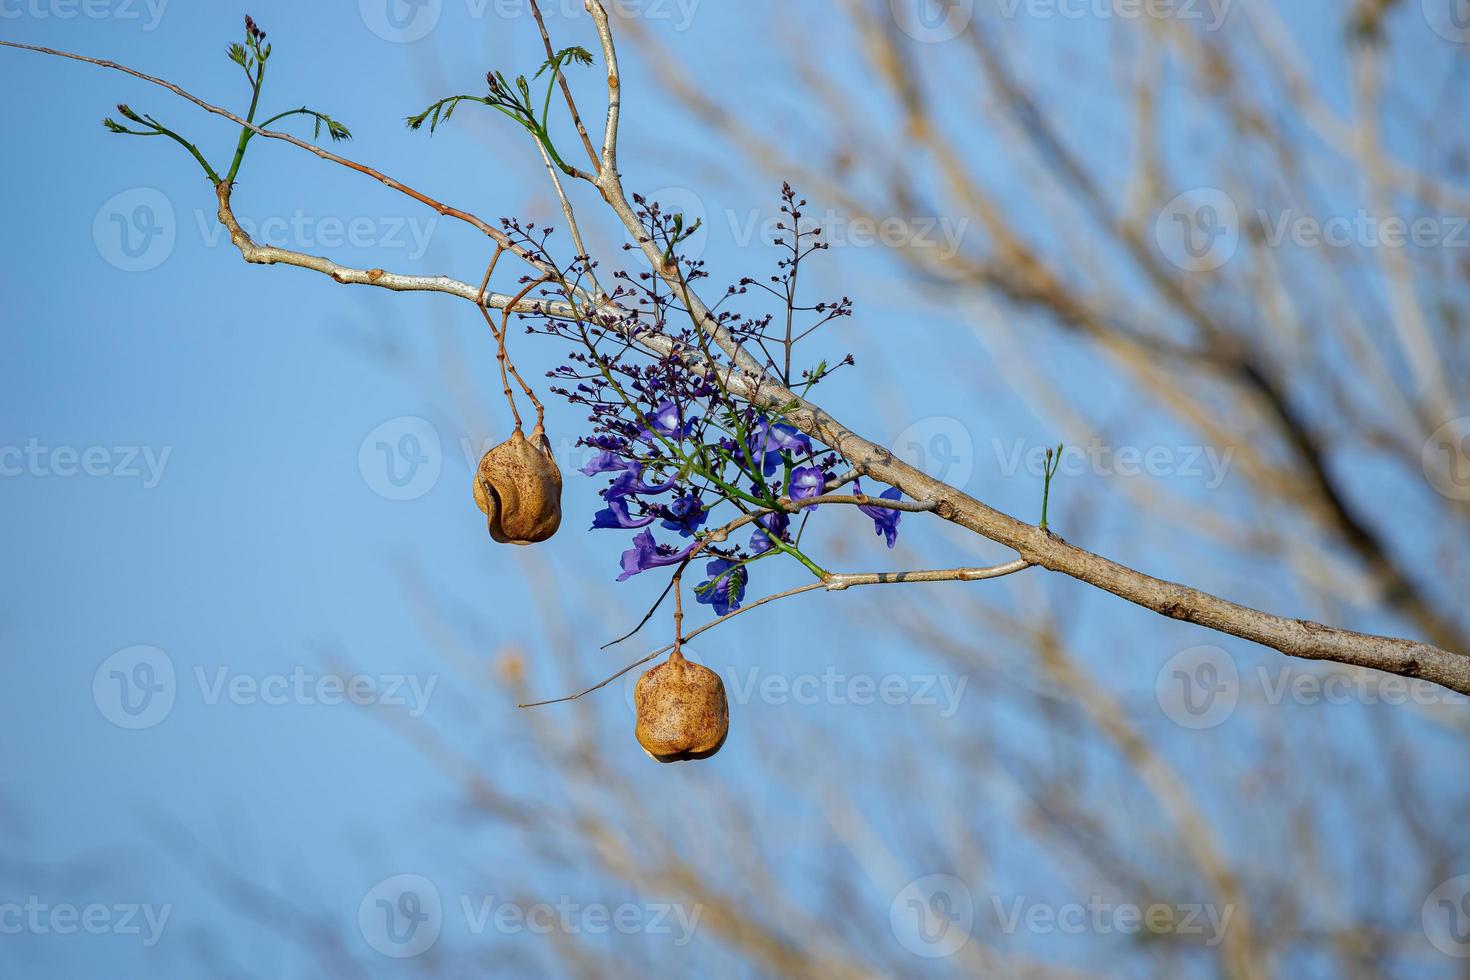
[749,511,790,554]
[854,480,902,549]
[604,464,678,499]
[660,492,708,537]
[580,451,636,477]
[592,497,656,530]
[696,559,747,616]
[639,400,697,443]
[616,530,696,581]
[789,466,828,502]
[746,419,812,476]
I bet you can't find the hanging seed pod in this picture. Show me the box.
[472,423,563,545]
[634,649,728,762]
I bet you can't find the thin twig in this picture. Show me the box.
[529,0,601,173]
[518,582,824,708]
[0,39,557,278]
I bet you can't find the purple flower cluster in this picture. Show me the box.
[579,422,906,605]
[526,185,898,617]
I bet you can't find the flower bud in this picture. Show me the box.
[634,649,728,762]
[473,424,562,545]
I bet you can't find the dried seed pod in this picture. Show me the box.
[472,423,562,545]
[634,649,728,762]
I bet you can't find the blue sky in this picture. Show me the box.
[3,1,1468,976]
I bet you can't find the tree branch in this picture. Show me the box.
[13,20,1469,701]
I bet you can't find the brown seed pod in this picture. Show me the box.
[472,424,563,545]
[634,649,729,762]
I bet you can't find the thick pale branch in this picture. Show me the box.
[211,184,561,318]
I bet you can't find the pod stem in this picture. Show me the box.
[475,248,547,432]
